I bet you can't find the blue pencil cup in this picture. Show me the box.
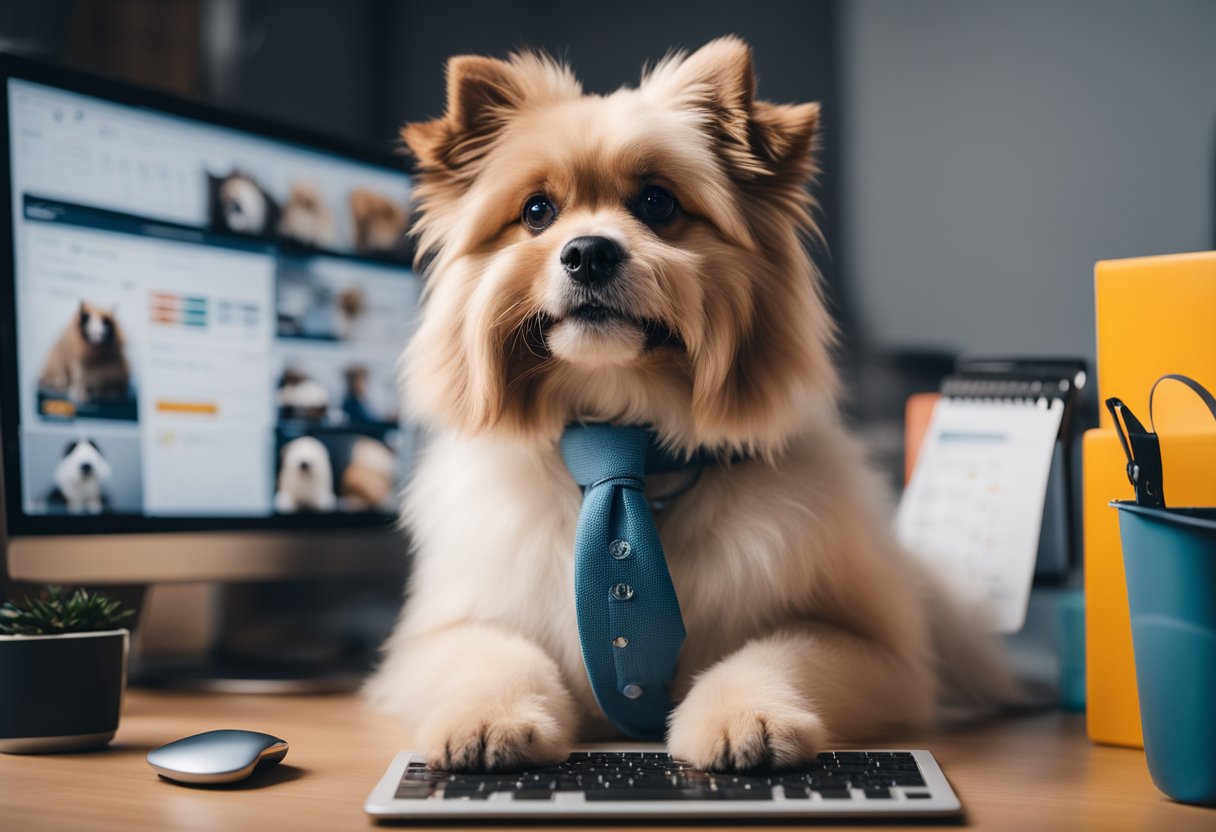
[1115,504,1216,805]
[1108,375,1216,806]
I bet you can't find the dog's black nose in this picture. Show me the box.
[79,462,93,476]
[560,236,622,286]
[299,460,311,473]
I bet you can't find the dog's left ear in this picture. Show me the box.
[646,36,819,180]
[750,99,820,176]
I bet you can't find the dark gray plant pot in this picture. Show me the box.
[0,629,128,753]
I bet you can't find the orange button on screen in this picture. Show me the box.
[155,400,218,415]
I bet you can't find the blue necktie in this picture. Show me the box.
[560,423,687,740]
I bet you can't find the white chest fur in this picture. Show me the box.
[394,428,891,729]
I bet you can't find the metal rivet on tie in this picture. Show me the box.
[612,636,629,649]
[608,539,632,560]
[610,582,634,601]
[622,683,644,700]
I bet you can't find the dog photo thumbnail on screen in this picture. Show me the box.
[8,77,420,519]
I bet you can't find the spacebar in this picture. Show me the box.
[584,789,771,801]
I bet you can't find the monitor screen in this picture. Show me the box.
[3,72,420,534]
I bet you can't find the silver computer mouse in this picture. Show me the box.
[147,729,289,785]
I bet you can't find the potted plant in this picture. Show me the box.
[0,587,133,753]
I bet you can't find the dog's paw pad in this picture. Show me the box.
[668,690,827,770]
[419,695,570,771]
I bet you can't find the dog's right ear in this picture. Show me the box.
[402,56,521,171]
[402,52,579,171]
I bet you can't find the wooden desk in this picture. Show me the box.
[1,690,1212,831]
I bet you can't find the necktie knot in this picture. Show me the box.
[560,423,652,487]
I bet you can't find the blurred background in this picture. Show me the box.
[1,0,1214,677]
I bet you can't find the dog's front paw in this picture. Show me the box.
[668,675,827,770]
[418,693,572,771]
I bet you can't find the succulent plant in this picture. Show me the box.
[0,586,134,636]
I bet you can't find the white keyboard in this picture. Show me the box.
[365,747,963,821]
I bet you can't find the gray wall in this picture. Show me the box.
[841,0,1216,362]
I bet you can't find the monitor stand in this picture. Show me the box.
[131,650,368,694]
[128,581,393,694]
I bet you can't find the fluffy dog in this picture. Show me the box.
[350,187,409,256]
[47,439,111,514]
[366,38,1011,771]
[208,170,279,237]
[280,182,339,249]
[335,286,366,340]
[277,367,331,422]
[39,302,131,404]
[274,436,336,513]
[340,437,399,512]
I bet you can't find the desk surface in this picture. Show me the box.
[1,690,1212,831]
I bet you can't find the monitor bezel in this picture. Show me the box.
[0,53,417,537]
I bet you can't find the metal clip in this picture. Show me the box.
[1106,397,1165,508]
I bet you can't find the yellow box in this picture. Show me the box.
[1086,250,1216,747]
[1095,251,1216,431]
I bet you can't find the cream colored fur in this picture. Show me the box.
[365,36,1011,771]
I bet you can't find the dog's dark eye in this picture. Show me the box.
[637,186,678,224]
[522,194,557,232]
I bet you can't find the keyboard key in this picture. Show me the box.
[585,790,702,801]
[906,791,932,799]
[720,775,771,788]
[864,787,893,799]
[816,788,853,800]
[513,788,553,800]
[811,775,852,789]
[783,785,811,799]
[585,788,772,801]
[715,786,771,799]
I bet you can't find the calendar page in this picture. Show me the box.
[895,397,1064,633]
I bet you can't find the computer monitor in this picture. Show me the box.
[0,55,418,584]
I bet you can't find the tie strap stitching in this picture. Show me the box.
[585,474,646,493]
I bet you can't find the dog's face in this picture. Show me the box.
[213,171,274,235]
[280,436,334,489]
[57,439,111,487]
[403,37,837,455]
[350,188,408,253]
[285,183,324,217]
[77,302,119,347]
[280,183,334,245]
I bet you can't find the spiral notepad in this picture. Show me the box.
[895,379,1067,633]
